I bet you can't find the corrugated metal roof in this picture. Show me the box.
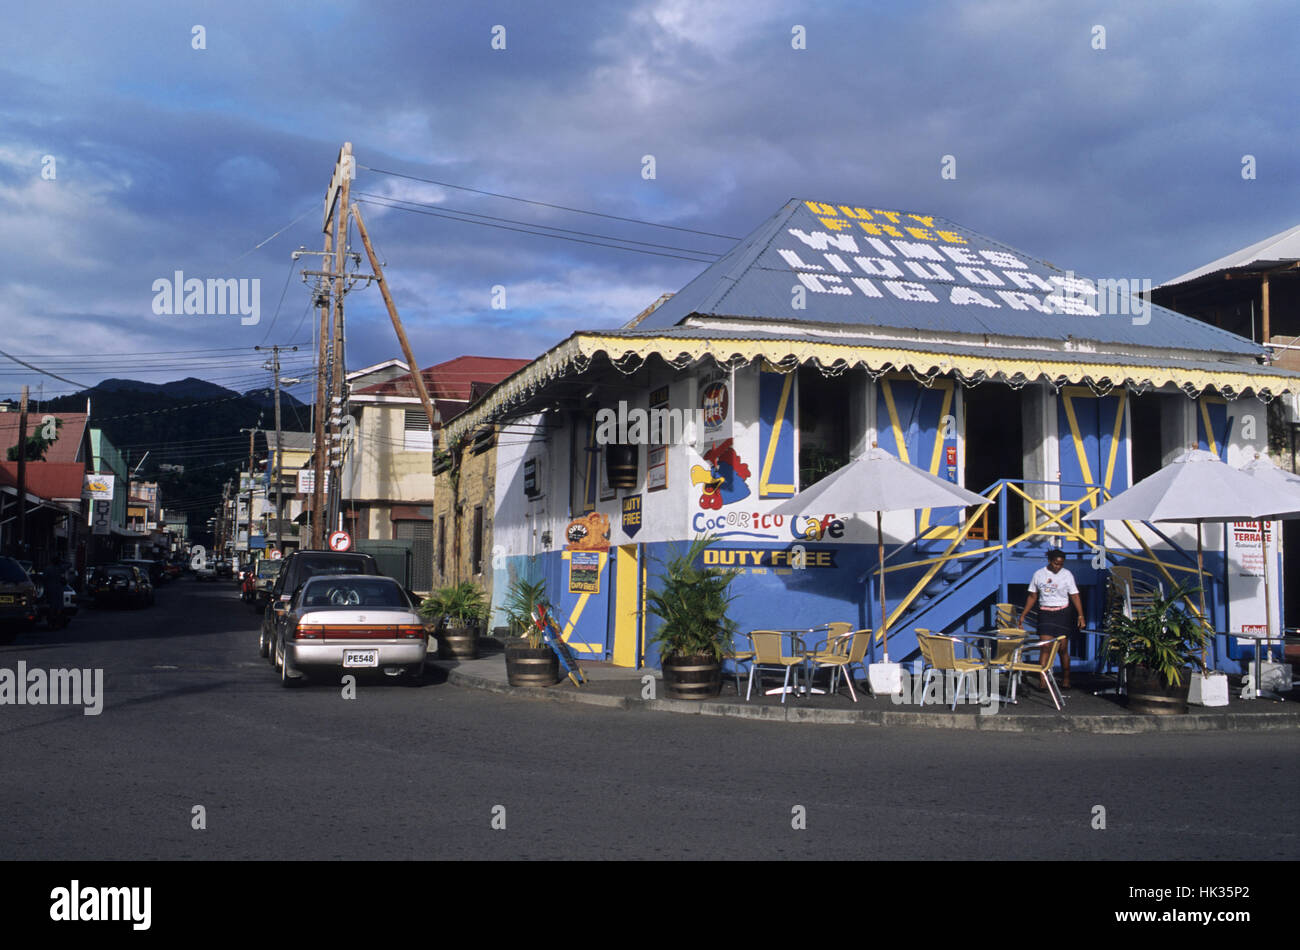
[1159,222,1300,289]
[352,355,531,400]
[0,412,88,464]
[262,430,314,452]
[0,461,87,502]
[635,199,1263,357]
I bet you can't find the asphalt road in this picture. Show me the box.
[1,576,1297,861]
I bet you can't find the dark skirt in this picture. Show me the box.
[1036,606,1074,651]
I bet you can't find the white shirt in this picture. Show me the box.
[1028,566,1078,609]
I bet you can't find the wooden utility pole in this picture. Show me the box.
[15,385,28,554]
[351,204,437,436]
[328,143,353,535]
[311,142,354,546]
[256,345,295,554]
[352,201,439,585]
[311,232,333,548]
[240,426,257,561]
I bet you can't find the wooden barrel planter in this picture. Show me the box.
[505,645,559,686]
[438,623,480,660]
[1125,666,1190,715]
[662,654,721,700]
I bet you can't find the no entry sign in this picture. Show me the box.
[328,531,352,552]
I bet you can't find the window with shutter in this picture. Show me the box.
[403,408,433,451]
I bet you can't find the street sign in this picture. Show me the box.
[269,549,283,560]
[328,531,352,552]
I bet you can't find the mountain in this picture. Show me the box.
[95,377,235,400]
[46,377,315,535]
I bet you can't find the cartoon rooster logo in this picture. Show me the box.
[690,439,752,510]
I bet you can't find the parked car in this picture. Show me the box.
[120,558,167,586]
[259,550,380,659]
[0,556,39,640]
[88,564,153,608]
[272,574,427,687]
[246,558,282,608]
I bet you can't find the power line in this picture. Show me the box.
[355,195,718,263]
[359,164,741,241]
[0,346,91,388]
[231,203,318,265]
[352,191,724,257]
[256,255,304,345]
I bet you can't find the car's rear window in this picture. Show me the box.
[300,577,406,609]
[296,557,374,581]
[0,558,31,584]
[257,561,283,578]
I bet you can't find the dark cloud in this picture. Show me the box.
[0,0,1293,398]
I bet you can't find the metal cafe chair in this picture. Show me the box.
[746,630,807,704]
[1008,635,1068,710]
[804,629,871,702]
[722,638,756,696]
[985,627,1028,672]
[916,630,985,710]
[802,622,853,664]
[993,602,1018,628]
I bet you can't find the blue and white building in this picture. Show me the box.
[446,199,1300,673]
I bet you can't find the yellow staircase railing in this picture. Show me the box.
[877,481,1210,644]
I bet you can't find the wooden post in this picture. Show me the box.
[15,385,28,553]
[311,229,332,549]
[327,142,353,537]
[351,200,439,587]
[1261,273,1271,346]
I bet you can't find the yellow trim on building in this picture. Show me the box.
[445,332,1299,443]
[759,371,796,496]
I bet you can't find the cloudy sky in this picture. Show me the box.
[1,0,1294,404]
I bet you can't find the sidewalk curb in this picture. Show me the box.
[441,667,1300,733]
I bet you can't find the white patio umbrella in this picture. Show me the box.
[769,446,987,662]
[1083,449,1300,664]
[1239,455,1300,661]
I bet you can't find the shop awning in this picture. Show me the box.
[444,327,1300,444]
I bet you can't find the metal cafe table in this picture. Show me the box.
[945,631,1027,702]
[760,629,828,697]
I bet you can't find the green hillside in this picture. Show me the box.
[47,379,313,540]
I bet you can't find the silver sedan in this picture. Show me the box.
[273,574,429,687]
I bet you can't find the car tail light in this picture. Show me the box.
[294,624,323,640]
[395,625,424,640]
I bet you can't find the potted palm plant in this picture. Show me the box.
[1104,582,1210,714]
[501,574,558,686]
[645,535,739,700]
[420,581,487,659]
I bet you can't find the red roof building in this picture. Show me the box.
[0,411,90,464]
[342,356,528,591]
[352,356,530,422]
